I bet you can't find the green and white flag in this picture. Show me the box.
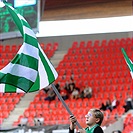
[121,48,133,79]
[0,2,58,93]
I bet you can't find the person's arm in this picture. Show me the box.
[69,115,77,133]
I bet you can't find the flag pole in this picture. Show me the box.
[51,83,82,129]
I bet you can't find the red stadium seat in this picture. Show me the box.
[79,41,86,48]
[0,45,4,52]
[53,42,59,50]
[72,41,78,48]
[11,45,17,53]
[40,43,45,49]
[4,45,11,52]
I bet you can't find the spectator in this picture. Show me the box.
[100,103,106,111]
[123,94,133,112]
[64,78,76,95]
[60,86,69,100]
[71,87,80,99]
[44,86,56,102]
[83,85,92,99]
[111,96,119,109]
[100,98,112,112]
[34,114,44,126]
[19,116,28,127]
[105,98,112,112]
[54,82,60,92]
[68,78,76,93]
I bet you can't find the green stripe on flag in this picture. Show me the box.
[5,84,17,93]
[22,20,31,29]
[0,73,33,92]
[25,34,38,48]
[121,48,133,71]
[11,54,38,70]
[28,74,40,92]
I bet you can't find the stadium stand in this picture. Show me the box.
[0,0,132,132]
[4,37,132,132]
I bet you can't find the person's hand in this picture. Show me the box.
[69,115,77,130]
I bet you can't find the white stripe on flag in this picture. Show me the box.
[18,13,27,22]
[1,63,37,82]
[0,84,5,92]
[39,58,49,89]
[8,4,14,10]
[130,72,133,79]
[39,44,58,78]
[23,26,36,38]
[16,88,25,93]
[18,43,39,59]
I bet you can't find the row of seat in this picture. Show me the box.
[0,42,59,70]
[123,113,133,133]
[0,42,59,53]
[13,95,127,126]
[0,93,24,123]
[71,37,133,49]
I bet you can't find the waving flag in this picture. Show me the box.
[121,48,133,98]
[0,2,58,93]
[121,48,133,79]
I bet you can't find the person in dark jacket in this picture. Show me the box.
[69,108,104,133]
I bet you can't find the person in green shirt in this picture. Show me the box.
[69,108,104,133]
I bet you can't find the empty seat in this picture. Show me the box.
[72,41,78,48]
[93,40,100,47]
[40,43,45,49]
[86,40,92,48]
[4,45,10,52]
[53,42,59,50]
[0,45,4,52]
[11,45,17,53]
[79,41,86,48]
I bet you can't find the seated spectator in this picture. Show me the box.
[105,98,112,112]
[68,78,76,93]
[65,78,76,98]
[111,95,119,109]
[44,86,56,102]
[100,98,112,112]
[60,87,69,100]
[19,116,28,126]
[43,87,49,93]
[100,103,106,111]
[83,85,92,99]
[71,87,80,99]
[54,82,60,92]
[34,114,44,126]
[123,94,133,112]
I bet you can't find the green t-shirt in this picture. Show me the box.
[85,124,99,133]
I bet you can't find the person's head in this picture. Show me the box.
[106,98,111,104]
[85,108,104,127]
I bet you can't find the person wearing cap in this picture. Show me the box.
[69,108,104,133]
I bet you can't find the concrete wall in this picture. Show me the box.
[0,32,132,51]
[104,118,123,133]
